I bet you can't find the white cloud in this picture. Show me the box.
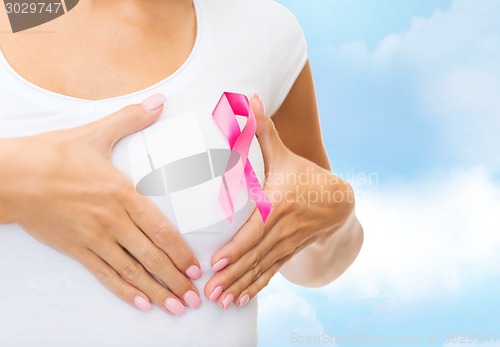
[258,168,500,343]
[322,167,500,300]
[258,288,326,347]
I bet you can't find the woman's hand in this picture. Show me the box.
[204,95,355,309]
[0,94,203,315]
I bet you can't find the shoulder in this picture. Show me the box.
[254,0,306,48]
[201,0,308,116]
[253,0,303,27]
[203,0,304,39]
[202,0,307,66]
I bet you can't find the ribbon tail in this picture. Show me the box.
[244,161,273,223]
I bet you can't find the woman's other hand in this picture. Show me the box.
[204,95,357,309]
[0,94,202,315]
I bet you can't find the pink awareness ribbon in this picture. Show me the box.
[212,92,273,223]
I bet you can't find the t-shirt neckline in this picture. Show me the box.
[0,0,204,104]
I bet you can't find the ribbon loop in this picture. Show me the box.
[212,92,273,223]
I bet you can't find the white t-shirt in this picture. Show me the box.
[0,0,307,346]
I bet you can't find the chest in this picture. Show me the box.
[0,29,194,101]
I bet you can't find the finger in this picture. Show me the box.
[216,256,291,310]
[116,225,202,309]
[83,94,166,151]
[76,248,152,312]
[234,256,292,307]
[210,196,286,272]
[206,230,294,306]
[205,215,289,301]
[210,206,277,273]
[210,209,263,272]
[206,213,316,303]
[216,237,309,309]
[93,241,187,316]
[125,190,202,280]
[250,94,286,163]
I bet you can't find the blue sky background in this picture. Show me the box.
[258,1,500,346]
[283,0,455,180]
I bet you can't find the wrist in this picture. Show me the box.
[314,176,356,243]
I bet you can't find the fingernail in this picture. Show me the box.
[212,258,229,272]
[133,295,152,312]
[141,93,166,112]
[238,294,250,307]
[186,265,202,280]
[183,290,202,309]
[209,285,224,302]
[165,297,185,316]
[222,293,234,310]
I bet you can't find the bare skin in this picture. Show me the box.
[0,0,196,100]
[0,0,363,311]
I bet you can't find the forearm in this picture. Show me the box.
[279,188,364,288]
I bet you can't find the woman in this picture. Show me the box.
[0,0,363,346]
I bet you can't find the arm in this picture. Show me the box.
[204,62,363,308]
[273,60,364,287]
[0,96,203,314]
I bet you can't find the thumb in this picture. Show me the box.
[251,94,286,164]
[88,93,166,150]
